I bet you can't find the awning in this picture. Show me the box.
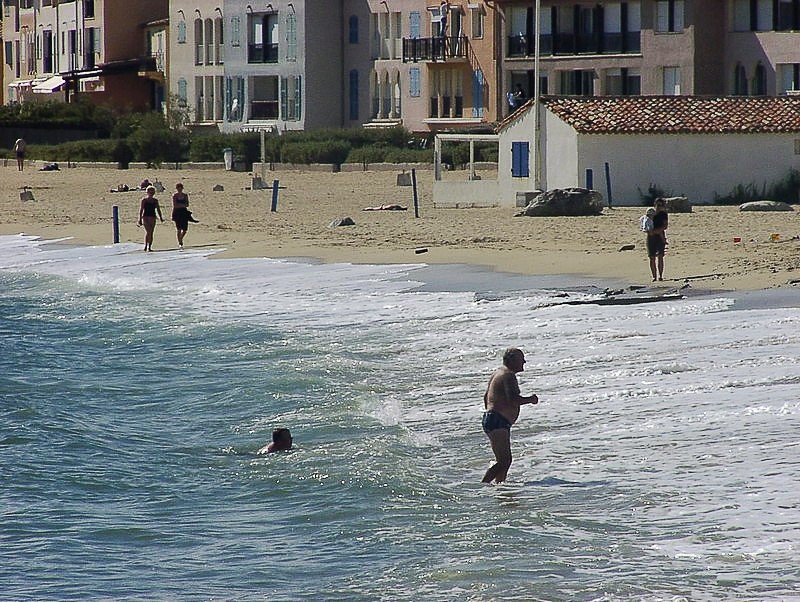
[8,80,33,88]
[33,75,66,94]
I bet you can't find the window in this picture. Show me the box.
[752,63,767,95]
[194,19,204,65]
[225,76,245,121]
[286,14,297,61]
[349,70,359,120]
[655,0,684,33]
[606,67,641,95]
[663,66,681,94]
[560,70,594,95]
[734,63,748,95]
[349,15,359,43]
[231,16,241,47]
[251,75,279,119]
[84,0,95,19]
[177,78,188,107]
[249,13,279,63]
[178,21,187,44]
[471,6,484,39]
[776,0,800,31]
[409,67,420,97]
[511,142,529,178]
[778,63,800,94]
[4,42,12,67]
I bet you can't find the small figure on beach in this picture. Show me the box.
[482,347,539,484]
[171,182,197,249]
[138,186,164,252]
[13,138,26,171]
[258,428,293,454]
[647,199,669,281]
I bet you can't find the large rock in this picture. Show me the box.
[739,200,794,212]
[659,196,692,213]
[329,217,356,227]
[515,188,604,217]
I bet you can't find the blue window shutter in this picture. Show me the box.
[295,75,302,119]
[472,70,484,118]
[410,67,420,97]
[349,15,359,43]
[410,12,420,38]
[511,142,529,177]
[349,70,359,120]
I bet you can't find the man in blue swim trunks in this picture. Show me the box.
[482,347,539,484]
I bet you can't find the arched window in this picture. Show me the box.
[734,63,747,95]
[349,69,359,120]
[349,15,359,44]
[752,62,767,95]
[287,14,297,61]
[194,19,203,64]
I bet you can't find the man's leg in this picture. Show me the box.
[649,256,657,281]
[482,428,512,484]
[657,255,664,280]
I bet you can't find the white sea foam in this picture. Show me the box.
[3,234,800,600]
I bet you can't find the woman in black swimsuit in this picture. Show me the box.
[138,186,164,252]
[171,183,191,248]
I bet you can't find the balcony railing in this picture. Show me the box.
[248,43,279,64]
[250,100,279,119]
[507,32,640,57]
[402,36,467,63]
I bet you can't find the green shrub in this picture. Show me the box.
[280,140,351,164]
[23,139,118,162]
[383,147,433,163]
[189,132,264,164]
[127,113,188,165]
[638,183,671,206]
[345,145,389,164]
[713,170,800,205]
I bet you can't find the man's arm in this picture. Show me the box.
[503,373,538,405]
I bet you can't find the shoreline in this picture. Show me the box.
[2,165,800,293]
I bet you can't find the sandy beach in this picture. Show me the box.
[2,162,799,291]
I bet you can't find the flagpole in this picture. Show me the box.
[533,0,541,190]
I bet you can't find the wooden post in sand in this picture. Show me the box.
[412,169,419,218]
[271,179,279,212]
[604,162,614,208]
[112,205,120,243]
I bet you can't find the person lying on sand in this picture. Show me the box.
[362,204,407,211]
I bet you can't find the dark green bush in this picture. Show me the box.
[189,132,263,164]
[23,139,118,161]
[280,140,351,164]
[345,145,389,164]
[127,113,188,165]
[638,183,671,206]
[383,147,433,163]
[714,170,800,205]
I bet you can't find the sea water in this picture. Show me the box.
[1,234,799,601]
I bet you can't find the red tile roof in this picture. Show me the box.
[497,95,800,134]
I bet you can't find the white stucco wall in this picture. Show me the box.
[541,112,580,193]
[577,132,800,205]
[497,107,536,206]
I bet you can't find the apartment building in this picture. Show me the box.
[371,0,500,132]
[498,0,800,112]
[2,0,168,108]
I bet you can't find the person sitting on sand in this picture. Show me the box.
[138,186,164,252]
[258,428,293,454]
